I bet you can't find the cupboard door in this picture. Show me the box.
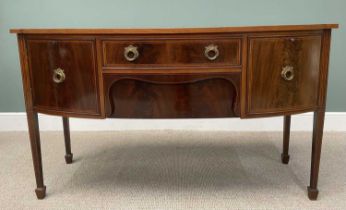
[26,39,100,116]
[247,36,322,115]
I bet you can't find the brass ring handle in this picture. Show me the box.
[52,68,66,84]
[204,44,219,61]
[124,45,139,62]
[281,66,295,81]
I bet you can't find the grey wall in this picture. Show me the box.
[0,0,345,112]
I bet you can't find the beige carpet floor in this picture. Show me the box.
[0,131,345,210]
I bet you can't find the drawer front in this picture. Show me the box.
[26,39,100,116]
[247,35,322,115]
[102,38,241,67]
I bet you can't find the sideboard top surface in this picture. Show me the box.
[10,24,338,35]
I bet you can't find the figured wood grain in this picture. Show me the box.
[102,38,240,67]
[247,35,322,116]
[26,39,101,116]
[103,73,240,118]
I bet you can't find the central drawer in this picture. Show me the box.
[102,37,241,68]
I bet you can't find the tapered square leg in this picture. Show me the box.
[281,115,291,164]
[307,110,325,200]
[63,117,73,164]
[27,111,46,199]
[18,35,47,199]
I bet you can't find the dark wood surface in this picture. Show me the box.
[307,29,332,200]
[103,73,240,118]
[247,35,322,116]
[16,35,46,199]
[282,115,291,164]
[102,38,240,67]
[62,117,73,164]
[26,39,101,117]
[11,25,337,200]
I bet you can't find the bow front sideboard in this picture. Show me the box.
[10,24,338,200]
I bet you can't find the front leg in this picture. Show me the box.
[27,111,46,199]
[307,109,326,200]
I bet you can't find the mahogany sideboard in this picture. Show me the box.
[10,24,338,200]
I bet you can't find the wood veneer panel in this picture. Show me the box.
[102,38,240,67]
[26,39,101,116]
[247,35,322,115]
[103,73,241,118]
